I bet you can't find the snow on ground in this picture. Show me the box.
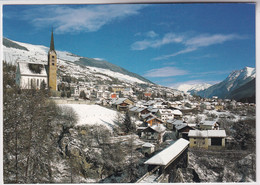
[60,104,119,130]
[88,66,146,84]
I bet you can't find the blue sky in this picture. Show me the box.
[3,3,255,88]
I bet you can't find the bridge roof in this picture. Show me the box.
[144,138,189,166]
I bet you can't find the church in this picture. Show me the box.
[16,30,57,91]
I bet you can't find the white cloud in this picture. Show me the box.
[143,67,188,77]
[131,33,183,50]
[153,47,196,60]
[146,31,158,38]
[184,34,244,48]
[20,5,146,34]
[151,33,246,60]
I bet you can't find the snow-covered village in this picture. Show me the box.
[2,2,256,184]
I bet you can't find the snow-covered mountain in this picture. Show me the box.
[196,67,256,99]
[3,38,152,85]
[177,83,212,94]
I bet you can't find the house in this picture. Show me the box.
[172,110,183,119]
[97,90,110,99]
[215,104,224,111]
[122,87,134,96]
[166,119,184,130]
[156,109,174,122]
[96,85,108,91]
[175,124,195,140]
[112,98,134,111]
[144,92,152,98]
[132,107,151,118]
[200,102,213,110]
[141,113,155,122]
[146,116,163,126]
[199,120,219,130]
[142,143,155,157]
[141,125,166,144]
[167,101,178,109]
[188,130,226,149]
[111,85,125,93]
[117,102,130,112]
[153,102,166,109]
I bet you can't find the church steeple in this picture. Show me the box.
[50,28,55,52]
[48,29,57,91]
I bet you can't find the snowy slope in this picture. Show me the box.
[59,104,120,130]
[177,83,212,93]
[3,38,148,84]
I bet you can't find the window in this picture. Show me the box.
[52,56,55,58]
[211,137,222,146]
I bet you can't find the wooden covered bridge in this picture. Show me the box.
[136,138,190,183]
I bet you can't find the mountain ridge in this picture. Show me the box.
[3,37,153,84]
[195,67,255,99]
[177,83,212,94]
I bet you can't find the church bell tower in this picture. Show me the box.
[48,29,57,91]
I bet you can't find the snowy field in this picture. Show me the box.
[60,104,119,129]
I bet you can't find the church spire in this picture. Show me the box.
[50,28,55,51]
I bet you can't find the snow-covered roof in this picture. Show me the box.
[113,98,128,105]
[173,110,183,115]
[141,113,153,119]
[167,119,184,125]
[129,106,139,112]
[142,143,155,148]
[188,130,226,138]
[136,107,147,113]
[151,124,166,133]
[202,120,217,126]
[188,130,208,137]
[208,130,226,137]
[137,127,147,130]
[144,138,190,166]
[18,62,47,77]
[175,124,193,131]
[158,109,173,115]
[188,123,197,127]
[148,108,158,113]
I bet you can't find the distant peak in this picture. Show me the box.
[244,66,254,70]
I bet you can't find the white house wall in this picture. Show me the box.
[20,75,47,89]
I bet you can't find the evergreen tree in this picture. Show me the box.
[122,111,135,134]
[79,90,86,99]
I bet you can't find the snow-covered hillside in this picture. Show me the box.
[177,83,212,93]
[3,38,148,84]
[59,104,119,130]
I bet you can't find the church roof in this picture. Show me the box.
[18,62,47,77]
